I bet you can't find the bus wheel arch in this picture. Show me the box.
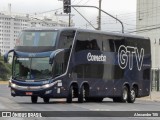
[66,82,78,103]
[127,84,138,103]
[78,82,89,103]
[121,84,130,102]
[133,84,138,97]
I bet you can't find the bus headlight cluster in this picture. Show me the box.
[11,83,17,88]
[42,81,59,89]
[42,84,50,89]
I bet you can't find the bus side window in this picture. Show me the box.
[102,35,111,52]
[109,40,115,52]
[75,32,90,52]
[58,30,75,49]
[114,38,125,52]
[89,33,102,51]
[109,37,125,52]
[75,32,103,52]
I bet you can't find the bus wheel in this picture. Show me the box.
[66,86,74,103]
[43,98,50,103]
[78,85,85,103]
[127,88,136,103]
[120,86,128,103]
[31,96,38,103]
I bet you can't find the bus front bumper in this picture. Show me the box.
[10,80,63,97]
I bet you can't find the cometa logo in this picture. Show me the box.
[87,52,106,62]
[118,45,144,71]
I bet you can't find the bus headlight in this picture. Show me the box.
[11,83,17,88]
[42,84,50,89]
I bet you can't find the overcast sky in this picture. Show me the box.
[0,0,137,32]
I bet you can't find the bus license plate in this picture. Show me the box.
[26,92,33,95]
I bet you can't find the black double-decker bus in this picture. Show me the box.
[4,27,151,103]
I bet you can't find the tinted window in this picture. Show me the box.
[73,64,123,80]
[114,37,125,52]
[75,32,103,52]
[109,40,115,52]
[19,32,35,46]
[17,31,58,46]
[73,64,104,79]
[75,32,92,52]
[38,32,57,46]
[102,35,111,52]
[143,69,150,80]
[58,30,75,49]
[89,33,102,50]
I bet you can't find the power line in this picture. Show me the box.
[127,26,160,33]
[72,0,77,4]
[82,0,91,5]
[28,1,160,34]
[31,7,63,15]
[75,0,85,5]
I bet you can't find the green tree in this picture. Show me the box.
[0,55,11,80]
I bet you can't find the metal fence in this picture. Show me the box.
[152,68,160,91]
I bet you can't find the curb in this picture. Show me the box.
[137,94,160,102]
[0,81,8,84]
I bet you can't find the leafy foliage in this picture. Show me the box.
[0,55,11,80]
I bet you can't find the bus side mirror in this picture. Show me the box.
[49,49,67,64]
[4,49,14,63]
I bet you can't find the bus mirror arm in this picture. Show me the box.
[4,49,14,63]
[49,49,67,64]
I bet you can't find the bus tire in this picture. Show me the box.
[120,86,128,103]
[127,88,136,103]
[31,96,38,103]
[66,86,73,103]
[43,98,50,103]
[78,85,85,103]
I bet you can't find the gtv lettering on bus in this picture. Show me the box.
[118,45,144,71]
[87,52,106,62]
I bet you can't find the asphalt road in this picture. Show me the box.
[0,84,160,120]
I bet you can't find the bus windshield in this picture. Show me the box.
[13,57,52,80]
[16,31,58,46]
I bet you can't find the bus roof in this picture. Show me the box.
[23,27,149,40]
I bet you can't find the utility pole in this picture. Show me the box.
[97,0,102,30]
[69,13,71,27]
[70,5,124,33]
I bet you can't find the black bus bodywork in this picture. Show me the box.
[4,27,151,103]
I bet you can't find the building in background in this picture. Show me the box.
[0,4,74,55]
[136,0,160,91]
[0,12,30,55]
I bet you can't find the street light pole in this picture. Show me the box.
[97,0,102,30]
